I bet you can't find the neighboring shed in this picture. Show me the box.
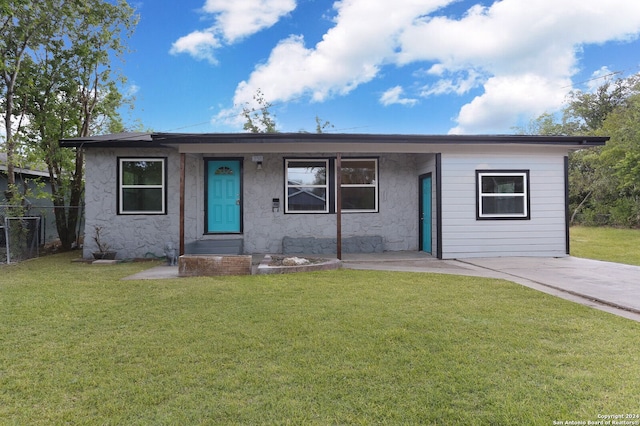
[0,153,59,244]
[59,132,607,260]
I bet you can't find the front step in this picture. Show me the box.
[185,239,244,255]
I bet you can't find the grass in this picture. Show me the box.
[1,252,639,424]
[571,226,640,265]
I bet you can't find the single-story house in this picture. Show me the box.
[59,132,607,260]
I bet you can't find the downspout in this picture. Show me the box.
[180,153,185,256]
[564,155,570,255]
[336,153,342,260]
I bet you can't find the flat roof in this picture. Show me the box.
[59,132,609,148]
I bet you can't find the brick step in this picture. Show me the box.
[179,254,252,277]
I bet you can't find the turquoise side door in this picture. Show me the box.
[420,174,432,253]
[207,160,241,233]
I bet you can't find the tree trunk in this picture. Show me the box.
[47,147,84,251]
[3,89,16,202]
[570,191,592,225]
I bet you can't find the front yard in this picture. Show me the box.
[1,251,639,424]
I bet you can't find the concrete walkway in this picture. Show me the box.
[124,252,640,322]
[344,253,640,322]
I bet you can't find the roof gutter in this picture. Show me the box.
[59,132,610,149]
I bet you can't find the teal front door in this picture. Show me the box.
[420,174,432,253]
[207,160,241,233]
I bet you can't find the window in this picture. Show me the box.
[118,158,166,214]
[340,159,378,212]
[286,159,329,213]
[285,158,378,213]
[477,170,529,220]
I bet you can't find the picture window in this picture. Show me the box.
[285,158,378,213]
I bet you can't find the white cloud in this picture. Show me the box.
[170,0,296,63]
[583,66,620,92]
[380,86,418,106]
[421,69,483,96]
[216,0,640,133]
[396,0,640,132]
[449,74,569,134]
[203,0,296,42]
[126,83,140,97]
[170,30,221,63]
[219,0,451,125]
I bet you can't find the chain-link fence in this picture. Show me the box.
[0,205,84,264]
[1,217,41,264]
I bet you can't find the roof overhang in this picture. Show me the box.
[0,153,50,177]
[59,132,609,152]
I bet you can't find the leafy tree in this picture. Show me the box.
[241,90,335,134]
[567,147,614,224]
[518,112,577,136]
[1,0,138,249]
[596,93,640,226]
[525,74,640,227]
[315,115,334,134]
[564,75,640,133]
[241,89,278,133]
[0,0,61,203]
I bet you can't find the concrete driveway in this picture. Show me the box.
[344,254,640,322]
[124,252,640,322]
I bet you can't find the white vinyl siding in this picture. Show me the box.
[440,150,567,258]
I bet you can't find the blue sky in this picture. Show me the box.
[121,0,640,135]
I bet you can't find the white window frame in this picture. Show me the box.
[285,159,329,213]
[337,158,379,213]
[477,170,529,220]
[118,157,166,215]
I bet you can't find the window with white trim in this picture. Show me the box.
[118,158,166,214]
[286,159,329,213]
[285,158,379,213]
[340,159,378,212]
[477,170,529,220]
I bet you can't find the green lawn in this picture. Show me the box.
[571,226,640,265]
[2,252,639,424]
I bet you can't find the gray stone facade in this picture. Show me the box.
[83,148,181,259]
[83,149,427,259]
[282,235,384,254]
[233,153,421,254]
[68,132,608,261]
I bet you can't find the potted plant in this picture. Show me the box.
[92,226,117,260]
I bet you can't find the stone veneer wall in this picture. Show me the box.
[83,148,181,259]
[84,149,423,258]
[282,235,383,254]
[184,153,420,253]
